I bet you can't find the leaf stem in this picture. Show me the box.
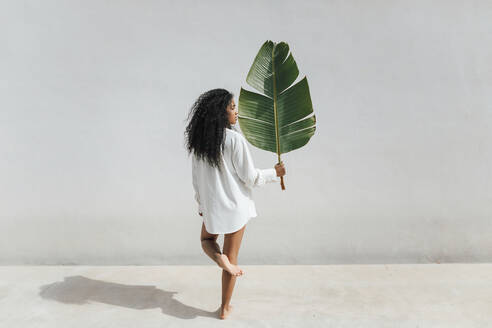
[272,42,286,190]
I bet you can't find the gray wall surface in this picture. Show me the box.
[1,0,491,265]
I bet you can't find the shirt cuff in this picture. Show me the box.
[263,168,280,183]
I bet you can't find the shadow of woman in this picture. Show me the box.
[39,275,218,319]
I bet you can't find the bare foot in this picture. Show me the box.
[219,304,233,320]
[217,254,244,276]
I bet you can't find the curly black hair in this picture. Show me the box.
[184,88,234,171]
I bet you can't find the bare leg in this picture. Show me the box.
[200,222,243,276]
[200,222,221,263]
[220,223,246,319]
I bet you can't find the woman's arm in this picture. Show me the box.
[232,134,280,189]
[192,155,204,215]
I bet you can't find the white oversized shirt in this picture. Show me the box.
[192,127,280,234]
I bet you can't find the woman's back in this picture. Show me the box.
[192,127,279,234]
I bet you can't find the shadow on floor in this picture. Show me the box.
[39,275,218,319]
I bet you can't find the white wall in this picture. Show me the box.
[1,0,491,264]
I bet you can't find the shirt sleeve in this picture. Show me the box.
[232,134,280,189]
[191,155,203,213]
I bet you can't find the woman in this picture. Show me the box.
[184,88,286,319]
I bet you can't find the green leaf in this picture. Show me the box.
[238,40,316,157]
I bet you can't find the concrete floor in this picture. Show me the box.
[0,264,490,327]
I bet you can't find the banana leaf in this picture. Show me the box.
[238,40,316,190]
